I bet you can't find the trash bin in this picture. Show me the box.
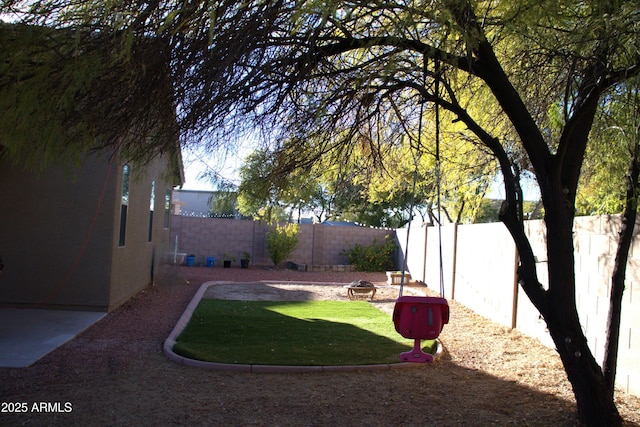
[206,257,215,268]
[186,255,195,266]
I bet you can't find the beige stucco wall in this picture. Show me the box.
[0,153,175,311]
[108,157,173,310]
[0,155,116,310]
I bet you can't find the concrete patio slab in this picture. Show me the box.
[0,308,105,368]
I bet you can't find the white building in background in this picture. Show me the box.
[172,189,214,217]
[172,189,242,218]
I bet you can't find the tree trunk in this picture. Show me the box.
[501,170,623,425]
[533,204,623,426]
[544,288,622,426]
[603,140,640,398]
[438,5,626,423]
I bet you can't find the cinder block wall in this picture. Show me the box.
[397,215,639,397]
[571,216,640,397]
[169,217,392,268]
[454,222,517,328]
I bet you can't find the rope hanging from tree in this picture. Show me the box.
[399,52,446,299]
[398,53,426,297]
[434,53,446,299]
[392,53,450,364]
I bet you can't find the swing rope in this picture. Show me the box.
[434,53,446,299]
[399,52,446,300]
[398,104,423,297]
[399,52,427,297]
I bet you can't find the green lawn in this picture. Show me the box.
[173,299,436,366]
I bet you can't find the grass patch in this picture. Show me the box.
[173,299,436,366]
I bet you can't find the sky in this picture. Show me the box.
[489,173,541,201]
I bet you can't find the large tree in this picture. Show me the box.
[237,145,418,226]
[3,0,640,424]
[236,147,323,222]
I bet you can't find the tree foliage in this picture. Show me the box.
[0,22,179,169]
[238,129,496,227]
[207,191,238,218]
[266,223,299,266]
[236,147,323,222]
[576,79,640,215]
[340,236,396,271]
[3,0,640,424]
[236,149,285,222]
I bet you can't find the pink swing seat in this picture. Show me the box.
[393,296,450,363]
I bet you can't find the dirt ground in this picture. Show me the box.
[1,265,639,426]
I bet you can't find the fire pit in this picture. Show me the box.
[344,280,378,300]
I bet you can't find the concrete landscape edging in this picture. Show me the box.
[163,281,444,372]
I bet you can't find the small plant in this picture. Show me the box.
[222,252,236,262]
[266,223,299,266]
[240,251,251,268]
[341,235,397,272]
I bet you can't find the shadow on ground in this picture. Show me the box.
[1,265,638,426]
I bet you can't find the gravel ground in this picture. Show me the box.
[1,265,638,426]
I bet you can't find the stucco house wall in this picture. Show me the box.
[108,157,176,310]
[171,189,214,217]
[0,152,178,311]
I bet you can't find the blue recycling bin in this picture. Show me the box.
[206,257,215,268]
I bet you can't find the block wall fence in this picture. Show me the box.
[398,214,639,397]
[168,216,393,269]
[168,214,638,397]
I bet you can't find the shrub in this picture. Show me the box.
[341,235,397,272]
[266,223,299,266]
